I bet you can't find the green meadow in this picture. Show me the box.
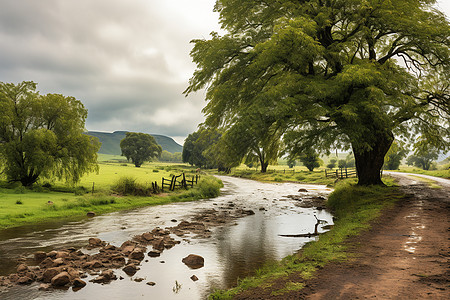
[0,156,222,230]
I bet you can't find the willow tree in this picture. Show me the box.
[0,81,100,186]
[185,0,449,185]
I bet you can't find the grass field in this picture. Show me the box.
[0,157,220,229]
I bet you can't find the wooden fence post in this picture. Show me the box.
[92,182,95,195]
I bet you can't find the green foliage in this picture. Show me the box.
[0,81,100,186]
[120,132,162,167]
[326,158,337,169]
[182,127,223,169]
[384,141,408,170]
[185,0,450,185]
[298,150,321,171]
[112,176,151,196]
[159,150,182,163]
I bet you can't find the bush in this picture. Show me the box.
[196,177,223,198]
[16,200,23,205]
[112,176,152,196]
[152,169,159,173]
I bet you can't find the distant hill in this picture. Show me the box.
[87,131,183,155]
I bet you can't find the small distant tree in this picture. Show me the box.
[326,158,337,169]
[384,141,407,170]
[298,150,321,172]
[338,159,347,169]
[287,157,296,168]
[406,152,439,171]
[120,132,162,167]
[182,128,221,168]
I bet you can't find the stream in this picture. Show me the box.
[0,176,333,299]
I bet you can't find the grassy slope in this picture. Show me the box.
[210,177,403,299]
[0,161,220,230]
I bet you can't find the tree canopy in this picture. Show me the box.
[120,132,162,167]
[0,81,100,186]
[185,0,449,185]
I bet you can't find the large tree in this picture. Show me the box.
[0,81,100,186]
[120,132,162,167]
[185,0,449,185]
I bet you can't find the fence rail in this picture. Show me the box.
[325,167,357,179]
[162,173,200,192]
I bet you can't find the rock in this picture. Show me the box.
[146,281,156,286]
[86,211,96,217]
[42,268,60,283]
[72,278,86,288]
[182,254,204,269]
[34,251,47,262]
[88,237,103,247]
[84,260,103,269]
[103,244,117,251]
[53,258,64,266]
[47,250,58,258]
[134,277,144,282]
[17,276,33,285]
[242,209,255,215]
[141,232,154,241]
[16,264,29,273]
[298,188,308,192]
[171,219,177,222]
[148,250,161,257]
[91,270,117,284]
[38,283,51,291]
[39,257,55,269]
[190,275,199,282]
[51,272,70,287]
[66,267,80,280]
[55,251,69,258]
[122,265,138,276]
[152,238,165,251]
[129,249,145,261]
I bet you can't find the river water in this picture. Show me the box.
[0,176,333,300]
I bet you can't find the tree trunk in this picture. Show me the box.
[260,162,268,173]
[353,133,393,186]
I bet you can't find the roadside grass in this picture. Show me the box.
[228,166,337,186]
[0,161,221,230]
[396,166,449,179]
[209,177,403,299]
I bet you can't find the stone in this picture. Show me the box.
[146,281,156,286]
[152,238,165,251]
[47,250,58,258]
[147,250,161,257]
[129,249,145,261]
[122,265,138,276]
[134,277,144,282]
[16,264,29,273]
[182,254,204,269]
[190,275,199,282]
[38,283,51,291]
[298,188,308,192]
[17,276,33,285]
[51,272,70,287]
[42,268,61,283]
[141,232,154,241]
[55,251,69,258]
[34,251,47,262]
[88,237,103,247]
[53,258,64,266]
[86,211,96,217]
[72,278,86,288]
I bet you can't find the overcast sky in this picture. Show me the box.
[0,1,449,145]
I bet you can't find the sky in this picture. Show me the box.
[0,0,449,146]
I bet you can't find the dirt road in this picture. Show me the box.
[237,173,450,299]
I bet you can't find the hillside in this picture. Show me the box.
[87,131,183,155]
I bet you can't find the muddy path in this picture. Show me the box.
[239,172,449,299]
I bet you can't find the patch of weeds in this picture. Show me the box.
[271,281,304,296]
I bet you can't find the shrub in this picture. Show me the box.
[197,177,223,198]
[152,169,159,173]
[16,200,23,205]
[112,176,152,196]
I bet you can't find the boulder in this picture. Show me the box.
[88,237,103,247]
[129,249,145,261]
[42,268,60,283]
[152,238,165,251]
[122,265,138,276]
[51,272,70,287]
[53,258,64,266]
[39,257,54,269]
[16,264,29,273]
[38,283,51,291]
[17,276,33,285]
[182,254,204,269]
[34,251,47,262]
[147,251,161,258]
[72,278,86,288]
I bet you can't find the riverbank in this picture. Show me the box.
[0,176,222,230]
[210,177,404,299]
